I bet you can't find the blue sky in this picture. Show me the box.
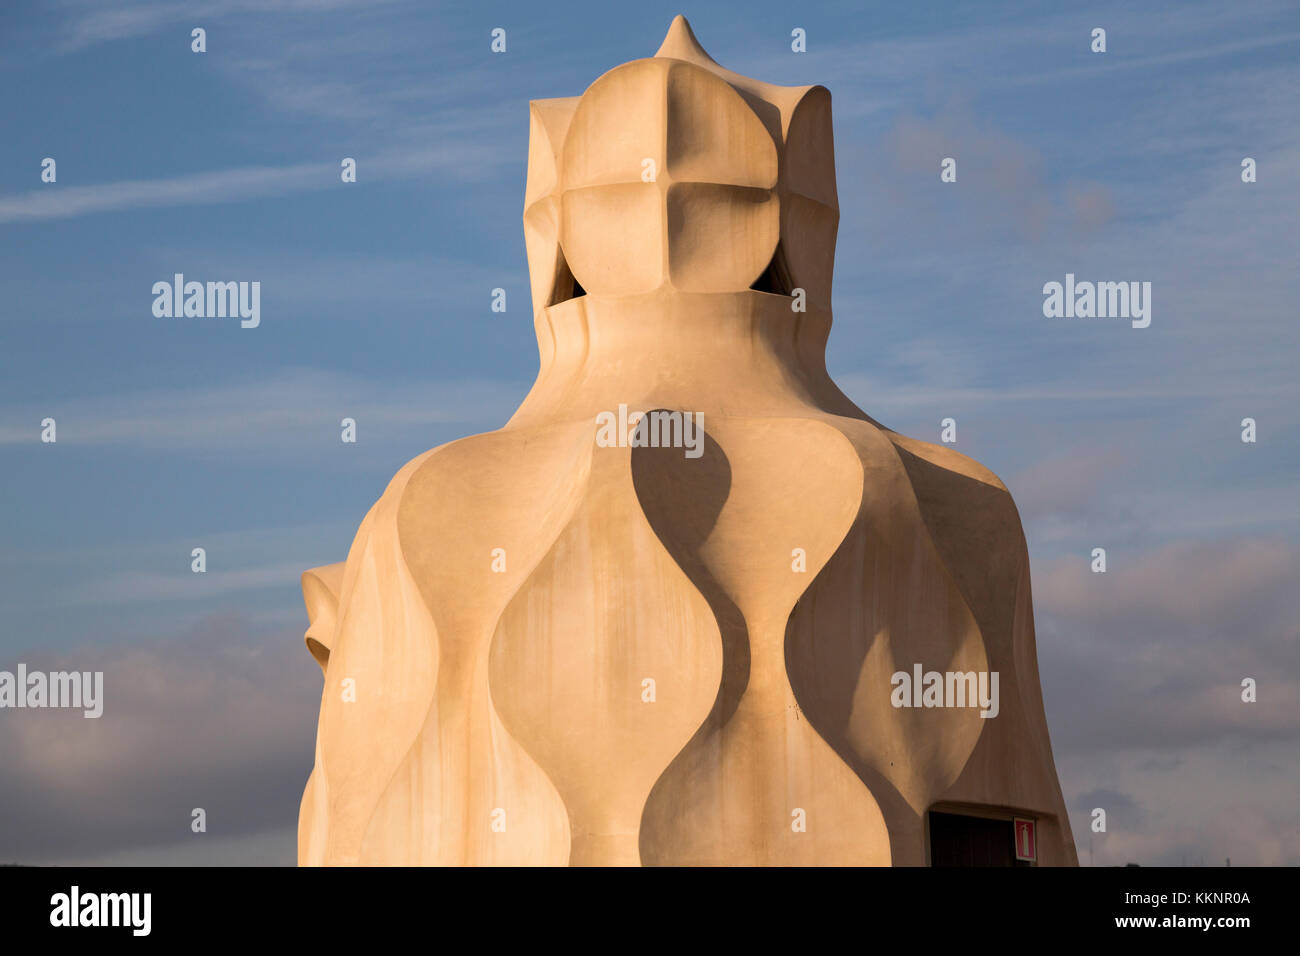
[1,0,1297,865]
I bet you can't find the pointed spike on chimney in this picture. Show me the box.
[655,15,719,65]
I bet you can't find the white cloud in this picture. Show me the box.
[0,367,526,450]
[78,561,318,604]
[0,141,511,224]
[57,0,403,52]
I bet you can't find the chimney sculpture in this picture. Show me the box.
[297,16,1078,867]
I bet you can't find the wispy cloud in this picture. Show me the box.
[77,561,318,604]
[0,141,511,223]
[55,0,405,53]
[0,367,527,450]
[0,160,333,223]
